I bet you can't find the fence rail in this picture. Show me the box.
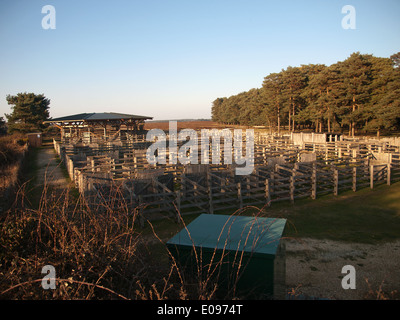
[52,136,400,225]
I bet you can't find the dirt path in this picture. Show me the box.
[285,238,400,300]
[35,145,69,189]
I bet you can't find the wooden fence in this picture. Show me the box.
[74,161,400,226]
[52,136,400,225]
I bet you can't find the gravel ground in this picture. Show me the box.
[284,238,400,300]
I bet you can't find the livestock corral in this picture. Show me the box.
[52,124,400,227]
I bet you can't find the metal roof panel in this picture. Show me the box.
[46,112,153,122]
[167,214,286,256]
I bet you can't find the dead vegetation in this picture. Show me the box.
[0,179,252,300]
[0,135,27,187]
[1,182,169,299]
[0,135,28,212]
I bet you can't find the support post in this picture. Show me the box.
[370,164,374,189]
[270,172,275,194]
[265,179,271,206]
[207,171,214,214]
[352,166,357,192]
[290,173,295,203]
[237,182,243,209]
[333,168,339,196]
[311,163,317,199]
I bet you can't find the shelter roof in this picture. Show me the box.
[45,112,153,123]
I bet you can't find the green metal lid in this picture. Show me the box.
[167,214,286,256]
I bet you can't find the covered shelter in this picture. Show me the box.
[44,112,153,144]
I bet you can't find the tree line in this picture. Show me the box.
[212,52,400,137]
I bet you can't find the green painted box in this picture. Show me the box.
[166,214,286,299]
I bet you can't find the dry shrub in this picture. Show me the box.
[0,135,29,215]
[0,164,21,190]
[364,278,400,300]
[0,183,151,299]
[0,134,27,168]
[0,134,28,191]
[0,178,271,300]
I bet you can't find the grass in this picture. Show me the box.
[135,181,400,300]
[19,146,42,209]
[144,181,400,245]
[276,182,400,243]
[54,152,71,181]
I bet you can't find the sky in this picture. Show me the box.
[0,0,399,121]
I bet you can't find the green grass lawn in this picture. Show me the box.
[277,181,400,243]
[144,181,400,245]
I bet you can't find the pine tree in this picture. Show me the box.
[305,64,341,132]
[239,89,264,126]
[366,53,400,136]
[335,53,372,137]
[300,64,324,132]
[0,117,7,135]
[211,98,226,123]
[5,92,50,134]
[211,51,400,136]
[280,66,306,132]
[262,72,284,134]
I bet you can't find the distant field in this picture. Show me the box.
[144,120,247,131]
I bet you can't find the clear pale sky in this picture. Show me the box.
[0,0,399,120]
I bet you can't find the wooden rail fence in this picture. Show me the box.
[52,136,400,225]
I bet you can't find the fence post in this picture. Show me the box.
[311,163,317,199]
[325,144,328,161]
[270,172,275,194]
[263,147,266,165]
[333,168,339,196]
[176,191,181,217]
[387,163,391,186]
[207,171,214,214]
[370,164,374,189]
[77,170,83,193]
[290,173,295,203]
[352,166,357,192]
[352,148,357,160]
[237,182,243,209]
[265,179,271,206]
